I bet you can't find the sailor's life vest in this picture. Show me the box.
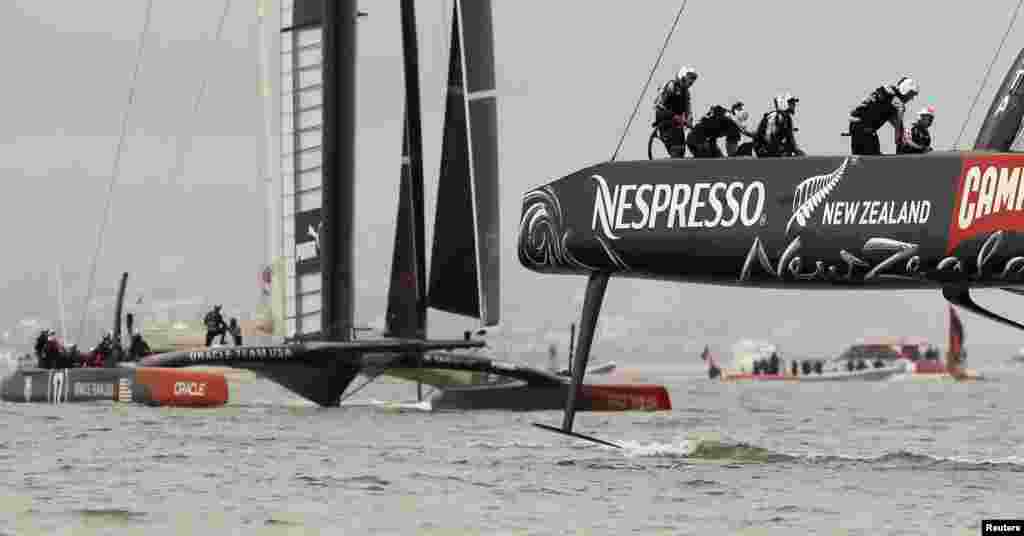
[755,110,798,156]
[204,312,224,331]
[653,80,692,124]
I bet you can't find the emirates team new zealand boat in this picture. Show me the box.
[140,0,671,412]
[522,43,1024,445]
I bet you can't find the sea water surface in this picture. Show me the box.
[1,357,1021,535]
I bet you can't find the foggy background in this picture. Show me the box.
[3,0,1024,364]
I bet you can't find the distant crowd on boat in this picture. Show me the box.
[747,352,831,376]
[652,67,933,159]
[752,342,954,376]
[30,328,151,370]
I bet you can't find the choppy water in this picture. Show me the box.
[1,360,1022,535]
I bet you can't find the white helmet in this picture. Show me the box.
[919,105,935,118]
[676,66,698,82]
[896,77,919,97]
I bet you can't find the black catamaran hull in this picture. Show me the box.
[519,152,1024,289]
[140,344,670,411]
[138,339,483,406]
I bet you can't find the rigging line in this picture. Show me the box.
[167,0,234,184]
[77,0,156,343]
[256,0,277,265]
[609,0,689,161]
[952,0,1024,149]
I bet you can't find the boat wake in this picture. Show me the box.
[578,437,1024,470]
[615,438,793,463]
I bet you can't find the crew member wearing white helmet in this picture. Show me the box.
[652,66,698,157]
[754,93,805,157]
[897,105,935,154]
[848,76,919,155]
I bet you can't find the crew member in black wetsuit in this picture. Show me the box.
[34,329,50,364]
[686,101,751,158]
[708,361,721,379]
[653,66,699,158]
[848,77,919,155]
[204,305,227,346]
[896,105,934,154]
[64,344,80,368]
[88,333,113,368]
[228,318,242,346]
[754,93,805,157]
[128,333,151,360]
[39,331,59,369]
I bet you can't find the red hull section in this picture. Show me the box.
[582,384,672,411]
[135,367,229,407]
[911,360,948,374]
[1,367,229,406]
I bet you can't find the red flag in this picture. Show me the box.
[949,306,964,356]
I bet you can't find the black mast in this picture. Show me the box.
[321,0,358,341]
[400,0,428,334]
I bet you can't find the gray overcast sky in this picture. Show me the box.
[4,0,1024,355]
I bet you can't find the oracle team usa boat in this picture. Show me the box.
[522,45,1024,446]
[141,0,671,412]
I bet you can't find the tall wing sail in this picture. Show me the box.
[976,48,1024,151]
[427,0,500,327]
[385,118,425,339]
[279,0,324,339]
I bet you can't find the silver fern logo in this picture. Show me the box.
[785,157,850,235]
